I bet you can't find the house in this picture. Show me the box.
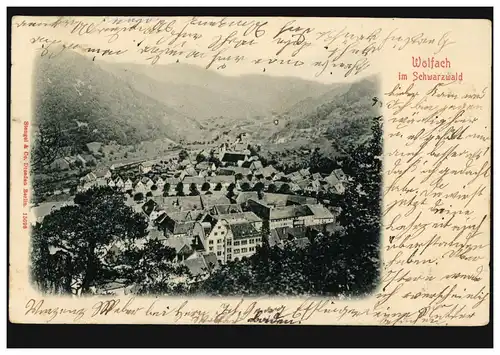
[80,172,97,184]
[141,177,154,190]
[306,204,336,225]
[182,252,219,281]
[305,180,322,194]
[158,215,197,238]
[196,161,216,172]
[124,178,133,191]
[234,191,260,205]
[177,196,204,211]
[49,158,70,171]
[312,172,322,181]
[214,211,263,230]
[152,175,165,189]
[140,161,155,174]
[324,173,345,195]
[261,165,278,179]
[286,195,318,206]
[94,167,112,179]
[115,177,124,190]
[108,179,116,188]
[299,168,311,177]
[164,235,194,262]
[220,152,249,166]
[110,161,143,172]
[184,166,198,177]
[268,205,315,229]
[268,226,312,249]
[85,141,102,154]
[332,168,347,181]
[134,180,147,194]
[203,218,263,264]
[200,194,231,210]
[80,154,97,166]
[218,167,252,177]
[209,204,243,215]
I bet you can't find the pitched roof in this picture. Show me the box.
[142,199,158,215]
[221,152,247,163]
[170,221,197,235]
[167,210,203,222]
[263,193,289,207]
[229,222,260,240]
[183,176,205,185]
[205,175,235,184]
[306,204,335,219]
[183,255,209,277]
[165,177,181,185]
[269,205,313,220]
[165,235,193,254]
[332,168,347,181]
[215,211,262,224]
[212,204,243,215]
[234,191,259,204]
[202,253,219,271]
[268,231,284,249]
[178,196,203,211]
[218,167,251,176]
[86,141,102,151]
[201,194,231,209]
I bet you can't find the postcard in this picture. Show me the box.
[9,15,491,326]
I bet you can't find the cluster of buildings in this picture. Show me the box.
[77,141,348,201]
[124,189,340,279]
[38,136,348,293]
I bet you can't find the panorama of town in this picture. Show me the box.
[33,132,347,294]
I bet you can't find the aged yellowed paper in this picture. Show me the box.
[9,16,491,325]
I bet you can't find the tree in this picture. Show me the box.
[134,192,144,202]
[253,182,265,192]
[146,191,153,198]
[179,150,189,161]
[115,239,191,295]
[268,184,277,193]
[215,183,223,191]
[175,182,185,196]
[235,173,243,181]
[334,115,382,296]
[163,183,171,192]
[189,183,200,196]
[278,183,291,194]
[151,184,158,191]
[30,187,149,295]
[196,153,206,163]
[240,182,251,192]
[201,182,211,192]
[226,183,236,200]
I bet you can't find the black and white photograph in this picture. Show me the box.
[29,47,382,298]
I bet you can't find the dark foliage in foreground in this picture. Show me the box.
[30,186,191,296]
